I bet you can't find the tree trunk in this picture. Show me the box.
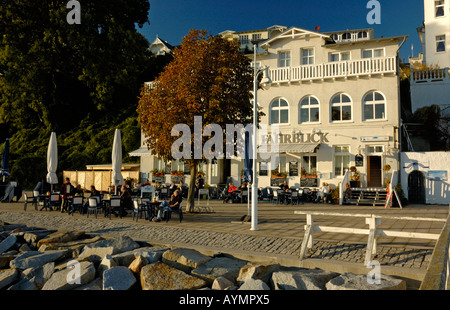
[186,164,197,213]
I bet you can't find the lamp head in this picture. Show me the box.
[260,66,272,90]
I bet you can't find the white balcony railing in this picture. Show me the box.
[411,68,450,84]
[269,56,397,84]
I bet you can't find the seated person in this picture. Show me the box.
[73,184,84,196]
[224,182,238,203]
[153,190,182,222]
[279,181,289,191]
[118,185,131,216]
[89,185,100,197]
[169,181,178,195]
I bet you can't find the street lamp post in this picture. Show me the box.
[251,43,271,231]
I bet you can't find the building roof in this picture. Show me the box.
[260,26,331,48]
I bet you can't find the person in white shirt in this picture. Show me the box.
[316,182,330,203]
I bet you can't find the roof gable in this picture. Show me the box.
[261,27,330,48]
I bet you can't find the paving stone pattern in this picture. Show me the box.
[0,210,433,269]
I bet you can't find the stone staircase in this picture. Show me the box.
[344,188,387,207]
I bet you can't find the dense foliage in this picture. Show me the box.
[0,0,171,189]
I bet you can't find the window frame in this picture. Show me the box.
[269,98,290,125]
[329,51,351,62]
[435,0,445,17]
[301,48,315,65]
[334,145,351,177]
[239,35,249,44]
[330,93,353,123]
[362,48,385,58]
[363,91,387,121]
[436,34,446,53]
[278,51,291,67]
[299,95,320,124]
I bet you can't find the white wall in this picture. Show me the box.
[400,152,450,205]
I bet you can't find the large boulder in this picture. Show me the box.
[0,235,17,254]
[325,272,406,290]
[41,261,96,290]
[102,266,136,290]
[77,246,115,263]
[162,248,212,272]
[0,268,19,290]
[191,256,248,284]
[82,236,140,255]
[271,268,340,290]
[9,262,55,290]
[37,231,85,248]
[141,262,207,290]
[237,263,281,284]
[112,246,168,266]
[9,250,68,270]
[238,279,270,290]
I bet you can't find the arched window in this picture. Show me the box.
[299,96,320,123]
[331,93,352,122]
[363,91,386,120]
[358,31,368,39]
[270,98,289,124]
[342,32,352,40]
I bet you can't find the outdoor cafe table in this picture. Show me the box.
[146,201,162,220]
[38,194,51,211]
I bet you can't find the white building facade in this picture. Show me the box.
[411,0,450,113]
[132,26,408,191]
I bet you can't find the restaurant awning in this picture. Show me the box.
[258,143,320,155]
[128,147,153,157]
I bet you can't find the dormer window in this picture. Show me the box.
[342,33,352,40]
[358,31,368,39]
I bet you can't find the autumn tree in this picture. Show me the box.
[137,29,256,212]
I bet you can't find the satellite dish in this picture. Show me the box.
[315,26,320,31]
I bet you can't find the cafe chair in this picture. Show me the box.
[272,190,279,204]
[23,192,39,211]
[132,199,148,222]
[69,196,84,215]
[87,197,102,218]
[288,191,299,205]
[241,190,248,204]
[48,194,61,211]
[164,204,183,223]
[159,187,169,200]
[108,197,122,219]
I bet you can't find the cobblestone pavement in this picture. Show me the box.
[1,199,448,271]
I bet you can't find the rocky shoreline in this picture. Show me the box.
[0,220,408,290]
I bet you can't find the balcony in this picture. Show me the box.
[411,68,450,84]
[268,56,397,84]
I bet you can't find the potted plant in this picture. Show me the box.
[151,169,164,177]
[196,170,205,178]
[300,168,317,178]
[383,164,391,185]
[170,170,184,177]
[349,166,360,188]
[271,169,287,178]
[331,183,340,204]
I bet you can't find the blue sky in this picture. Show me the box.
[137,0,425,61]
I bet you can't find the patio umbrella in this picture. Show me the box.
[1,138,10,182]
[111,128,124,194]
[46,132,58,191]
